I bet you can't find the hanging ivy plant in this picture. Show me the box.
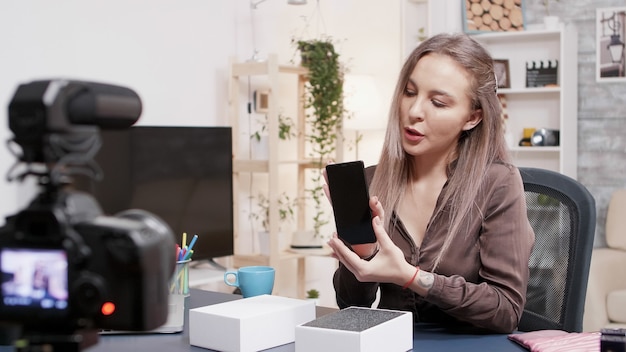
[297,38,347,237]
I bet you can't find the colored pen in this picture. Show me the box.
[183,249,194,261]
[182,232,188,249]
[187,234,199,253]
[175,244,181,261]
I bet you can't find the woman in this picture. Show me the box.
[327,33,535,334]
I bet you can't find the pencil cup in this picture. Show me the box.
[170,259,191,296]
[161,259,191,332]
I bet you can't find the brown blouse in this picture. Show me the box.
[332,162,535,333]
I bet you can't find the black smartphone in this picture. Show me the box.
[325,160,377,245]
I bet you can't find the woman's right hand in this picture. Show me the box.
[327,212,415,287]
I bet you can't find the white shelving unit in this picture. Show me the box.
[470,26,578,179]
[228,55,307,298]
[228,54,340,299]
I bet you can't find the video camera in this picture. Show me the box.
[0,80,176,350]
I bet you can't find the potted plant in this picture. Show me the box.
[541,0,560,30]
[250,113,296,143]
[250,112,296,159]
[250,192,296,255]
[306,288,320,305]
[295,37,347,240]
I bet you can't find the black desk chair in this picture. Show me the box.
[517,167,596,333]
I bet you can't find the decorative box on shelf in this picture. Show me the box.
[526,60,558,88]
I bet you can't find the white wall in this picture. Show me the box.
[0,0,403,307]
[0,0,402,215]
[0,0,238,219]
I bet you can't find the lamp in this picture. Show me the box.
[343,75,385,159]
[608,34,625,64]
[604,12,625,64]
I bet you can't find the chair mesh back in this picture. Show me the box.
[522,187,574,331]
[518,167,595,333]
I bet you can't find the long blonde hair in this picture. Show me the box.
[369,33,510,269]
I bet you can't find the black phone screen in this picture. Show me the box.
[325,161,376,245]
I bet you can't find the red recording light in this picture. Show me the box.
[101,302,116,316]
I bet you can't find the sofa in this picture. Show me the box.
[583,189,626,332]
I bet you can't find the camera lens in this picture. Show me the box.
[74,275,105,315]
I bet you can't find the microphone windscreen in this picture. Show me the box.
[67,82,142,129]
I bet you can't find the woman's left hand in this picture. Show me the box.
[327,215,416,287]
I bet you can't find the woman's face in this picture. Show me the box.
[400,53,481,161]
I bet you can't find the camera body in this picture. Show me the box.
[0,192,174,333]
[0,80,176,338]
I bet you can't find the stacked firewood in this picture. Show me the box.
[465,0,524,32]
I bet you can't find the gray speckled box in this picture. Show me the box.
[295,307,413,352]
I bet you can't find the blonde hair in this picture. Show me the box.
[369,33,510,269]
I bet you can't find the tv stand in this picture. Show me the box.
[205,258,227,271]
[190,258,227,271]
[188,260,229,292]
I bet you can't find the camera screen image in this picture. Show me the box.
[1,248,68,311]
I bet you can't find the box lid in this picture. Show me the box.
[190,294,313,319]
[301,307,409,332]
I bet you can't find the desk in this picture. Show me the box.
[88,289,525,352]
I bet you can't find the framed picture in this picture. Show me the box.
[462,0,526,33]
[494,59,511,89]
[254,89,270,113]
[596,7,626,82]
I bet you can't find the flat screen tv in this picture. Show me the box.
[73,126,234,266]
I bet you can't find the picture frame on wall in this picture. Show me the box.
[254,89,270,113]
[494,59,511,89]
[596,7,626,82]
[462,0,526,34]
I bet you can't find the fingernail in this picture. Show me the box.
[374,216,381,225]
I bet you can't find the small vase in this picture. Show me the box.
[258,231,287,255]
[307,298,320,306]
[258,231,270,255]
[543,16,560,30]
[251,135,269,160]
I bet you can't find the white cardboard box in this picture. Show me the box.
[189,294,316,352]
[295,307,413,352]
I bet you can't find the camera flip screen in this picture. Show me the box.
[0,248,68,311]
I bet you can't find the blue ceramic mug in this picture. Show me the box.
[224,266,275,298]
